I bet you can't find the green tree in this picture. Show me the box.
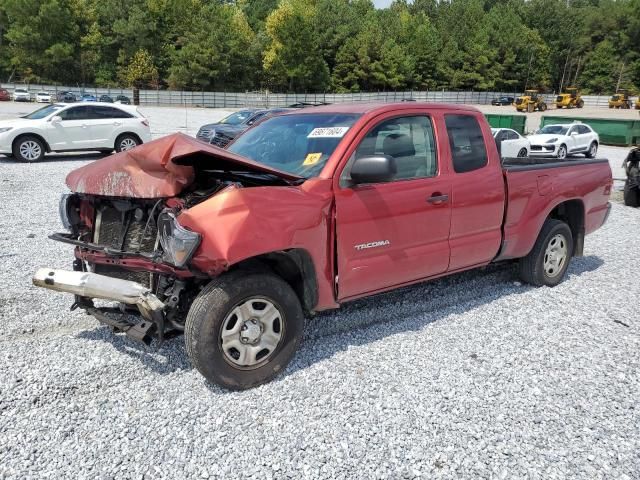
[263,0,329,92]
[118,48,158,88]
[579,40,620,94]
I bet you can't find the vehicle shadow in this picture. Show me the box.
[0,152,103,164]
[75,255,605,390]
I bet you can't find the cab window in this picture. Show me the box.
[343,115,437,184]
[445,115,488,173]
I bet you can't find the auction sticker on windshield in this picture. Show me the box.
[303,153,323,165]
[307,126,350,138]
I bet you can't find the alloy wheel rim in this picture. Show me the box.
[220,297,284,369]
[543,234,568,278]
[120,138,137,151]
[19,140,41,161]
[558,146,566,159]
[590,144,597,157]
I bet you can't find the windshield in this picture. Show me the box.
[228,113,360,178]
[16,89,27,93]
[219,110,256,126]
[22,104,64,119]
[538,125,569,135]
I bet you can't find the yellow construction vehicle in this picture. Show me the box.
[608,90,632,109]
[555,87,584,109]
[635,97,640,110]
[515,89,547,112]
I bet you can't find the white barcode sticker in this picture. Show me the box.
[307,126,350,138]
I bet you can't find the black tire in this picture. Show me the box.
[185,271,304,390]
[519,219,573,287]
[517,148,528,157]
[556,144,567,160]
[623,181,640,207]
[12,135,45,162]
[585,141,598,158]
[539,103,547,112]
[115,133,141,152]
[577,99,584,108]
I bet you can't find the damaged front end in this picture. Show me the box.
[38,193,204,345]
[33,133,306,345]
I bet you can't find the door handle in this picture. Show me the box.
[113,122,122,126]
[81,124,88,128]
[427,193,449,205]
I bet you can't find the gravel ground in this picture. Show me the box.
[1,103,639,479]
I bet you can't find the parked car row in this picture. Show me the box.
[0,102,151,162]
[492,121,598,160]
[0,88,131,104]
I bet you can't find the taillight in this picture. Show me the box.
[141,119,149,127]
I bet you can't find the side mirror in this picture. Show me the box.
[51,115,62,124]
[350,155,396,184]
[570,131,577,136]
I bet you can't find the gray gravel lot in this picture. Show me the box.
[0,103,639,479]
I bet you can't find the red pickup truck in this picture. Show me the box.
[33,103,612,390]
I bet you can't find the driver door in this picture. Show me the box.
[334,114,452,300]
[49,105,95,150]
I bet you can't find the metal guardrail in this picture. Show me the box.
[0,83,634,109]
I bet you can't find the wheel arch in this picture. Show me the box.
[12,132,51,153]
[547,199,585,256]
[227,248,319,313]
[115,131,143,148]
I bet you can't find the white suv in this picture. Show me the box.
[13,88,31,102]
[527,122,599,160]
[0,103,152,162]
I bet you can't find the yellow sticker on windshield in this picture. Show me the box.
[303,153,322,166]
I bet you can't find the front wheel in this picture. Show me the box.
[13,135,45,162]
[577,99,584,108]
[556,144,567,160]
[539,103,547,112]
[115,133,140,152]
[519,219,573,287]
[185,271,304,390]
[517,148,528,157]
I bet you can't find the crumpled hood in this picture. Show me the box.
[528,134,564,144]
[65,132,302,198]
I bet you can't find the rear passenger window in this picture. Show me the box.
[91,106,133,119]
[445,115,488,173]
[348,115,437,182]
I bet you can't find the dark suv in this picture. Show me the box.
[491,96,515,106]
[196,108,293,148]
[56,91,77,102]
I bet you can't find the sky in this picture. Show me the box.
[374,0,395,7]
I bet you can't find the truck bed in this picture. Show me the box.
[502,156,609,171]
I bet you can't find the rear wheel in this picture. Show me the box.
[539,102,547,112]
[585,142,598,158]
[519,219,573,287]
[13,135,45,162]
[115,133,140,152]
[185,271,304,390]
[517,148,528,157]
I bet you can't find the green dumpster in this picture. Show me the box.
[539,116,640,146]
[484,114,527,134]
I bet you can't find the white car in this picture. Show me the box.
[491,128,530,158]
[13,88,31,102]
[35,91,52,103]
[528,123,599,160]
[0,103,152,162]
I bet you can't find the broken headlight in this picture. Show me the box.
[58,193,77,231]
[158,212,201,268]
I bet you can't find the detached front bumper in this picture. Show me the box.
[33,268,166,344]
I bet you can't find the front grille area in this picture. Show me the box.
[93,264,152,287]
[92,206,158,288]
[210,133,234,148]
[95,207,157,253]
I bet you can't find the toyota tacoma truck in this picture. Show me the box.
[33,103,612,390]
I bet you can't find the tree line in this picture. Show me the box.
[0,0,638,95]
